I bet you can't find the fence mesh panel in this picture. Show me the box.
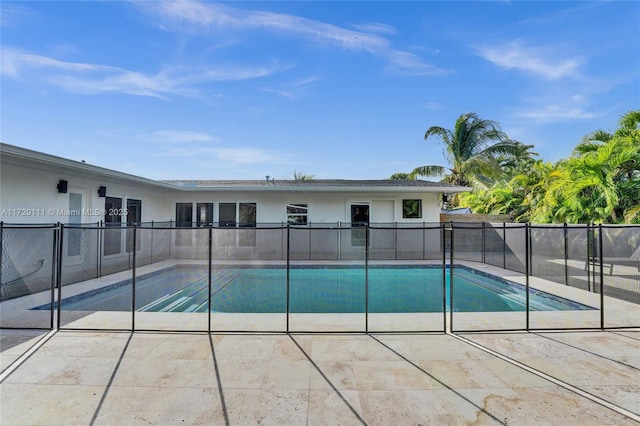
[530,225,566,284]
[602,226,640,328]
[289,226,365,331]
[211,227,286,332]
[566,225,591,291]
[135,227,208,331]
[484,223,505,268]
[0,226,55,329]
[451,223,527,331]
[504,224,526,273]
[451,222,483,263]
[2,223,638,332]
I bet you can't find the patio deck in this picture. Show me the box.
[1,329,639,425]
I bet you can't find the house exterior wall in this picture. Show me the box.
[0,141,452,226]
[0,161,173,224]
[170,191,441,224]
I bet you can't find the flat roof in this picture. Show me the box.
[1,143,469,193]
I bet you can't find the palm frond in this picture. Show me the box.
[410,165,447,179]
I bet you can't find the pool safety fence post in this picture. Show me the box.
[502,222,506,269]
[365,225,369,334]
[423,222,427,261]
[441,223,447,332]
[481,222,486,264]
[50,224,58,330]
[208,225,212,333]
[94,222,99,279]
[598,224,604,329]
[98,221,103,278]
[563,223,569,285]
[525,223,530,331]
[56,223,64,330]
[0,222,3,313]
[586,224,592,292]
[286,224,290,333]
[449,224,454,332]
[131,224,137,331]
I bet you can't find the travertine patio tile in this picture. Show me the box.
[1,383,102,425]
[415,358,511,389]
[352,360,445,390]
[580,384,640,415]
[310,339,354,361]
[2,354,76,384]
[224,389,309,425]
[213,336,277,360]
[307,389,363,425]
[92,385,182,425]
[261,359,311,390]
[152,387,226,425]
[111,358,210,387]
[2,330,639,425]
[215,359,270,389]
[309,361,358,390]
[39,356,122,386]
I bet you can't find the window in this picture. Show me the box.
[219,203,236,227]
[104,197,122,255]
[176,203,193,227]
[67,193,82,257]
[402,199,422,219]
[126,199,142,253]
[196,203,213,227]
[287,203,308,225]
[175,202,193,246]
[239,203,257,227]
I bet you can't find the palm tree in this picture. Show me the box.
[388,172,415,180]
[411,113,521,193]
[545,135,638,223]
[291,170,314,181]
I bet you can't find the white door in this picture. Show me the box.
[371,200,394,224]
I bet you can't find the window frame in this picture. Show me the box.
[286,203,309,225]
[402,199,422,219]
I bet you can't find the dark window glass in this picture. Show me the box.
[104,197,122,255]
[219,203,236,227]
[402,199,422,219]
[239,203,257,227]
[126,199,142,252]
[287,203,308,225]
[196,203,213,227]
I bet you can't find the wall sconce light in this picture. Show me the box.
[442,193,449,203]
[98,186,107,197]
[57,180,68,193]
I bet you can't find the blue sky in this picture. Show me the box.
[2,1,638,181]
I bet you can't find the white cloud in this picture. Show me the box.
[158,145,289,165]
[138,1,444,76]
[518,104,603,121]
[139,130,219,143]
[260,74,321,100]
[350,22,397,35]
[475,40,583,80]
[213,148,287,165]
[1,46,286,98]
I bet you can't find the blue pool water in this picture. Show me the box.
[38,265,594,313]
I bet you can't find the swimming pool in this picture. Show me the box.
[39,265,594,313]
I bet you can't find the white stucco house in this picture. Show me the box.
[0,142,469,227]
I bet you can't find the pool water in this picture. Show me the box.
[41,266,594,313]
